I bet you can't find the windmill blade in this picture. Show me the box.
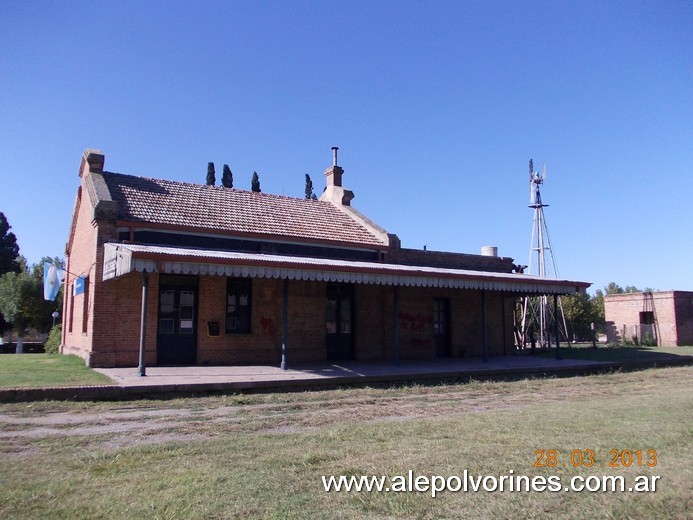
[542,163,546,180]
[530,179,536,203]
[529,159,534,181]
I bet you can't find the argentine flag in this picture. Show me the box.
[43,262,65,301]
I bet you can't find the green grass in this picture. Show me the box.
[0,367,691,519]
[537,343,693,363]
[0,354,113,388]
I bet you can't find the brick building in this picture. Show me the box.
[62,148,590,368]
[604,291,693,347]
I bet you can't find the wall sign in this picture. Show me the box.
[207,321,220,337]
[73,276,86,296]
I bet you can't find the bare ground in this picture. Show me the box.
[1,366,689,455]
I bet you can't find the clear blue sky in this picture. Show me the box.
[1,0,691,294]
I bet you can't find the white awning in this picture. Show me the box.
[103,243,589,294]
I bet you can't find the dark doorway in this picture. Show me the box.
[326,283,354,361]
[157,275,198,365]
[434,298,451,357]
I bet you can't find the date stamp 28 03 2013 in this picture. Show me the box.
[533,449,657,469]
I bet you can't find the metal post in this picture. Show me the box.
[137,272,149,377]
[281,277,288,371]
[502,296,507,356]
[393,285,400,366]
[554,294,562,360]
[591,322,597,349]
[482,289,489,362]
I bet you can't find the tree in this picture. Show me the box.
[0,257,63,352]
[44,324,61,354]
[604,282,624,295]
[222,164,233,188]
[0,212,20,276]
[562,292,596,340]
[206,162,216,186]
[604,282,642,295]
[251,171,261,193]
[304,174,317,200]
[0,212,21,341]
[592,289,605,325]
[0,311,9,342]
[0,269,36,353]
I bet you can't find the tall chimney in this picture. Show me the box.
[319,146,354,206]
[316,146,392,248]
[324,146,343,187]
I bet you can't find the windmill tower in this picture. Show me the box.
[520,159,568,348]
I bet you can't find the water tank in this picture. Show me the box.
[481,246,498,257]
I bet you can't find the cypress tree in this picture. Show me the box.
[222,164,233,188]
[206,162,216,186]
[305,174,317,200]
[0,212,20,339]
[0,212,20,276]
[251,171,261,193]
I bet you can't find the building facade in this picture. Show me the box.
[604,291,693,347]
[62,149,589,368]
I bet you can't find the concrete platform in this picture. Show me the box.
[97,356,611,387]
[1,354,691,402]
[0,356,606,402]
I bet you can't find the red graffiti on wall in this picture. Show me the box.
[398,311,432,333]
[260,316,277,337]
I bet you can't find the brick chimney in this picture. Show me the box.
[325,146,343,187]
[76,149,117,222]
[320,146,355,206]
[79,149,105,178]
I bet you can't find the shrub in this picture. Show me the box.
[642,332,657,347]
[44,324,61,355]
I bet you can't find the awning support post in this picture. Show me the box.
[554,293,562,360]
[393,285,400,366]
[482,289,489,362]
[281,277,288,371]
[137,271,149,377]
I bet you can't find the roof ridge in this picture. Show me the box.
[104,170,328,204]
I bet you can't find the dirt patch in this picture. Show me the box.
[1,367,689,456]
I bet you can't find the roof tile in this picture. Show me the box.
[103,172,386,247]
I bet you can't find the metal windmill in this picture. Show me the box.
[520,159,568,348]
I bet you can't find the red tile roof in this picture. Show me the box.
[102,172,387,247]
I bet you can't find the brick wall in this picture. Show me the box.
[604,291,693,347]
[355,284,389,361]
[197,277,307,365]
[388,248,516,273]
[356,285,511,361]
[62,170,119,365]
[81,271,516,367]
[87,272,159,368]
[449,289,510,358]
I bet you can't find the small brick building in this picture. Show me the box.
[62,148,590,368]
[604,291,693,347]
